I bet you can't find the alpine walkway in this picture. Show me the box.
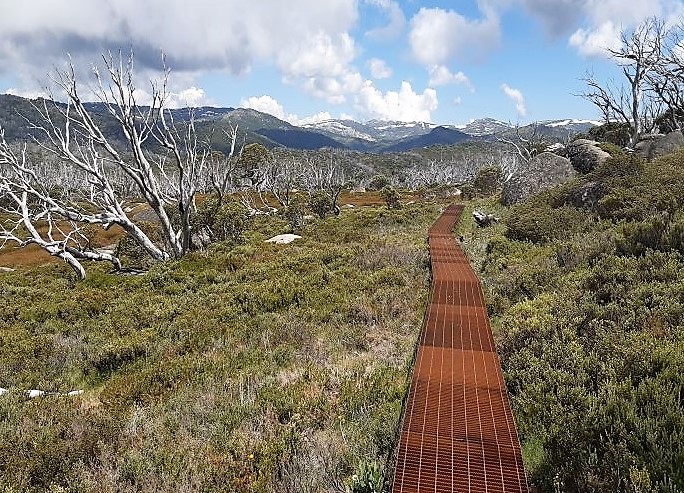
[391,204,528,493]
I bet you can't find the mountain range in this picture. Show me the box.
[0,94,599,154]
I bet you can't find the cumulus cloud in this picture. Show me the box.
[364,0,406,40]
[0,0,359,96]
[566,0,684,56]
[428,65,472,89]
[356,81,438,122]
[301,71,365,105]
[5,87,49,100]
[569,21,622,57]
[295,112,334,126]
[368,58,392,79]
[409,7,500,66]
[239,95,332,126]
[240,95,288,120]
[501,84,526,117]
[517,0,587,37]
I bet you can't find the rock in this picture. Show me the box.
[0,388,7,396]
[344,204,355,208]
[567,139,611,173]
[566,181,606,209]
[0,267,15,273]
[27,389,45,398]
[473,210,499,227]
[634,131,684,160]
[545,142,567,155]
[265,234,302,245]
[67,390,84,397]
[502,152,576,205]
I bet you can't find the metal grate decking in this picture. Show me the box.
[391,204,528,493]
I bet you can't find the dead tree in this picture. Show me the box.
[498,123,546,164]
[0,52,220,278]
[646,22,684,134]
[0,135,121,279]
[304,151,345,215]
[579,18,665,146]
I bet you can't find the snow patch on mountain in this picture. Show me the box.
[544,119,601,128]
[303,120,377,142]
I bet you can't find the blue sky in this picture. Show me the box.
[1,0,684,125]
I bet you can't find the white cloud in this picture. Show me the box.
[368,58,392,79]
[501,83,526,117]
[301,71,365,104]
[428,65,472,89]
[0,0,360,99]
[566,0,684,56]
[569,21,622,57]
[277,32,356,79]
[454,96,463,106]
[240,95,288,120]
[364,0,406,39]
[239,95,332,126]
[168,87,213,108]
[409,7,500,66]
[295,112,333,126]
[356,81,438,122]
[5,87,48,99]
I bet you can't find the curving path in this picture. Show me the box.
[392,204,528,493]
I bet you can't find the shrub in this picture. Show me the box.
[309,191,334,219]
[114,220,163,269]
[505,202,590,244]
[193,198,251,246]
[367,175,391,191]
[589,121,631,147]
[379,186,401,209]
[472,165,502,197]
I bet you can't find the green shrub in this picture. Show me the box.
[379,186,401,209]
[367,175,390,191]
[281,198,306,231]
[472,165,501,197]
[348,460,384,493]
[309,191,335,218]
[589,121,631,147]
[193,198,251,246]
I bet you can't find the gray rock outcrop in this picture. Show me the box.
[565,181,605,209]
[502,152,576,205]
[567,139,611,173]
[634,131,684,160]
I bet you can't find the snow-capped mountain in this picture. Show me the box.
[303,119,439,144]
[459,118,513,137]
[0,93,600,153]
[539,119,600,135]
[302,119,378,142]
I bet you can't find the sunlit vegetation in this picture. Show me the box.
[0,199,448,492]
[459,149,684,492]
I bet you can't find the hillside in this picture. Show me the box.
[457,148,684,491]
[2,130,684,490]
[0,94,597,153]
[0,200,446,492]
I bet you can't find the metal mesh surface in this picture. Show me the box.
[392,204,529,493]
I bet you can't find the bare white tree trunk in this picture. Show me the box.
[0,51,219,277]
[580,18,665,146]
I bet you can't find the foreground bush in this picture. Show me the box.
[461,150,684,491]
[0,202,443,492]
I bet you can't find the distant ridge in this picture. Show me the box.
[0,93,598,153]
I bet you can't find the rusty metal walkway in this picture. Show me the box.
[392,204,528,493]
